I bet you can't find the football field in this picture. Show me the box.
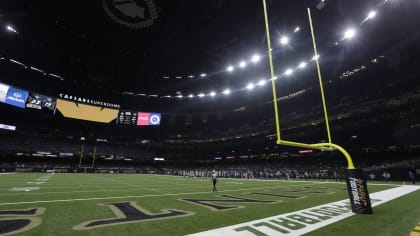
[0,173,419,236]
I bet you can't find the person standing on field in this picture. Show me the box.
[211,170,218,192]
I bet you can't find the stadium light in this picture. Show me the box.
[200,73,207,77]
[294,27,300,33]
[222,89,231,95]
[272,76,278,80]
[239,61,247,68]
[227,65,234,72]
[6,25,17,33]
[209,91,216,97]
[188,94,194,98]
[367,10,377,20]
[251,54,260,63]
[298,62,307,69]
[311,54,320,61]
[280,36,289,45]
[246,83,255,90]
[343,28,356,39]
[284,68,294,76]
[176,95,183,98]
[198,93,205,97]
[257,79,266,86]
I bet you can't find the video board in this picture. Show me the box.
[0,83,29,108]
[117,111,161,126]
[26,92,57,111]
[56,99,119,123]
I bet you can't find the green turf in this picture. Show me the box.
[0,173,418,236]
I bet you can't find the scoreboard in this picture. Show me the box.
[117,111,161,126]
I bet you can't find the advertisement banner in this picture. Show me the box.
[0,83,10,103]
[345,169,373,214]
[56,99,119,123]
[5,86,29,108]
[137,112,161,126]
[26,92,57,111]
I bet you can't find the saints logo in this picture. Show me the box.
[103,0,159,30]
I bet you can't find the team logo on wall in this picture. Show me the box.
[103,0,159,30]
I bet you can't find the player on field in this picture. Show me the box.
[211,170,218,192]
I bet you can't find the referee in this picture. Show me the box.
[211,170,218,192]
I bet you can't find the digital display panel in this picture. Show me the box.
[56,99,119,123]
[5,86,29,108]
[0,83,9,103]
[117,110,138,125]
[137,112,161,126]
[26,92,57,111]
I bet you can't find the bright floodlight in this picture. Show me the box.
[272,76,278,80]
[311,54,320,61]
[200,73,207,77]
[294,27,300,33]
[246,83,255,90]
[222,89,231,95]
[298,62,307,69]
[6,25,17,33]
[239,61,247,68]
[343,28,356,39]
[284,68,294,76]
[198,93,205,97]
[188,94,194,98]
[209,91,216,97]
[227,65,234,72]
[176,95,183,98]
[280,36,289,45]
[251,54,260,63]
[257,80,266,86]
[367,10,377,19]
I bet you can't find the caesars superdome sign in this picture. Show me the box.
[58,93,120,109]
[103,0,159,30]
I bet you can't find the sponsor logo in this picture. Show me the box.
[103,0,159,30]
[149,113,161,125]
[5,87,29,108]
[58,93,120,109]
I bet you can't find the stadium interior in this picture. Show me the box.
[0,0,419,235]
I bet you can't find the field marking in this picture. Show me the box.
[0,183,314,206]
[187,185,420,236]
[0,172,16,175]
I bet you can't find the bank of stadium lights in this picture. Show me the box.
[227,65,234,72]
[284,68,294,76]
[209,91,216,97]
[280,36,289,45]
[367,10,377,20]
[257,79,267,86]
[251,54,260,63]
[294,27,300,33]
[222,89,231,95]
[298,62,307,69]
[188,94,194,98]
[6,25,18,33]
[200,73,207,77]
[239,61,247,68]
[246,83,255,90]
[198,93,205,98]
[343,28,356,40]
[311,54,320,61]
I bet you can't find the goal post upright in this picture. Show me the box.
[261,0,372,214]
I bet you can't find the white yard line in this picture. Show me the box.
[0,183,313,206]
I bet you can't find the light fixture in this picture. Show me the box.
[6,25,17,33]
[294,27,300,33]
[227,65,234,72]
[367,10,377,20]
[284,68,293,76]
[200,73,207,77]
[257,80,266,86]
[222,89,231,95]
[298,62,307,69]
[188,94,194,98]
[239,61,247,68]
[251,54,260,63]
[311,54,320,61]
[246,83,255,90]
[280,36,289,45]
[209,91,216,97]
[343,28,356,39]
[198,93,205,97]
